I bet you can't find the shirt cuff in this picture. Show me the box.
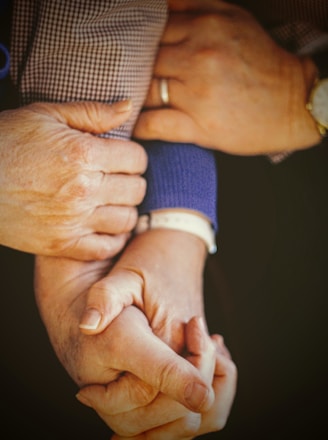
[138,140,218,232]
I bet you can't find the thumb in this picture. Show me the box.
[185,317,216,385]
[79,267,144,335]
[79,307,214,413]
[32,100,133,134]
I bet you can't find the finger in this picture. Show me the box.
[79,268,144,334]
[118,320,216,440]
[87,137,148,175]
[80,307,214,413]
[77,373,158,414]
[143,77,181,109]
[197,341,237,435]
[111,411,201,440]
[90,205,138,235]
[135,333,236,440]
[108,319,216,435]
[213,346,238,386]
[100,394,188,437]
[185,316,209,357]
[185,317,216,398]
[31,100,133,135]
[120,320,214,414]
[85,318,217,437]
[64,232,130,261]
[211,334,232,360]
[196,372,237,435]
[134,109,199,144]
[95,174,147,206]
[134,413,202,440]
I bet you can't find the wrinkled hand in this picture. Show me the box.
[78,319,237,440]
[134,0,320,154]
[34,253,214,413]
[0,100,147,259]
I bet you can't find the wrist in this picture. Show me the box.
[269,54,326,164]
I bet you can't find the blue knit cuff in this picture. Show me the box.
[0,43,10,80]
[138,141,218,231]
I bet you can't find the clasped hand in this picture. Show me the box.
[0,100,147,259]
[34,228,236,438]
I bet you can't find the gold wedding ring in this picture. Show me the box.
[159,78,170,106]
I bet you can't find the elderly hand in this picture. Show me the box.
[134,0,320,155]
[78,318,237,439]
[0,100,147,259]
[34,253,214,414]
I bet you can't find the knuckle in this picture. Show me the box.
[66,137,91,165]
[130,381,158,407]
[64,173,94,200]
[89,278,111,297]
[156,360,181,393]
[45,237,67,255]
[194,45,223,77]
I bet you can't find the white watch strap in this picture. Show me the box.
[135,211,217,254]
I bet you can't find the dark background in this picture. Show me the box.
[1,142,328,439]
[1,2,328,437]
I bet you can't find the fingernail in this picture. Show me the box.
[184,382,210,412]
[79,308,102,330]
[113,99,132,112]
[76,392,92,407]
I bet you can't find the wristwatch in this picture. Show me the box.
[306,50,328,137]
[306,78,328,136]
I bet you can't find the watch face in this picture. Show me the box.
[311,78,328,127]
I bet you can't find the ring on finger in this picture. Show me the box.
[159,78,170,106]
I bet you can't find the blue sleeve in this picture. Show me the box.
[0,0,11,97]
[138,141,218,232]
[0,43,10,80]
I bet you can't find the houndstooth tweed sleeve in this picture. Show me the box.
[10,0,219,229]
